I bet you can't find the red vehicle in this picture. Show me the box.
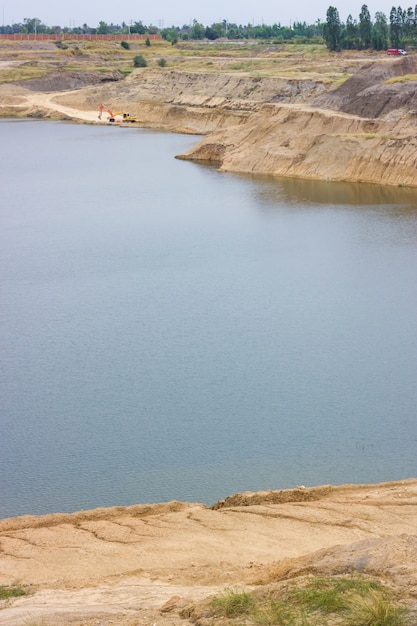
[387,48,407,55]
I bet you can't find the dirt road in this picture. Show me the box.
[0,87,100,122]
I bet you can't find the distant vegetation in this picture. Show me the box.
[323,4,417,50]
[1,5,417,51]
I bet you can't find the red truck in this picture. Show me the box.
[387,48,407,55]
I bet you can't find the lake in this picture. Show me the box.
[1,119,416,519]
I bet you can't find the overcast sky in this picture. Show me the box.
[4,0,401,29]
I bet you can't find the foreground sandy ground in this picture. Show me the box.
[0,479,416,625]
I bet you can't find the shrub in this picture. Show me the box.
[121,40,130,49]
[133,54,147,67]
[158,58,167,67]
[145,36,151,46]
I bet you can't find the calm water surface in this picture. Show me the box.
[1,119,416,518]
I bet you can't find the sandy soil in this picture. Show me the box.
[0,86,101,121]
[1,479,416,625]
[25,91,99,121]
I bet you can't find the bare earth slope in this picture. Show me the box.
[313,54,417,118]
[1,480,416,625]
[1,53,416,186]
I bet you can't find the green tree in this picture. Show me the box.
[343,14,359,48]
[324,6,341,50]
[131,21,146,34]
[23,17,45,34]
[372,11,389,49]
[404,6,414,38]
[190,19,205,39]
[390,6,403,46]
[211,22,226,38]
[133,54,147,67]
[359,4,372,47]
[161,27,178,44]
[205,25,219,39]
[97,20,109,34]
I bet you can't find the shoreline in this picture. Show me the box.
[1,60,417,187]
[1,477,416,528]
[1,477,415,526]
[0,478,416,625]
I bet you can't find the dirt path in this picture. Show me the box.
[25,91,100,121]
[0,84,370,126]
[0,88,100,122]
[1,480,416,626]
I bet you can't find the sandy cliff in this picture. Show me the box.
[61,60,417,186]
[1,55,416,187]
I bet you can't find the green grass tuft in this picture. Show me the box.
[344,589,406,626]
[0,585,29,599]
[207,577,409,626]
[287,576,382,614]
[210,588,255,617]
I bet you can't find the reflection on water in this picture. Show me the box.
[250,174,417,208]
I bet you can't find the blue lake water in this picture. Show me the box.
[1,119,416,519]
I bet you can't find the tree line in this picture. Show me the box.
[0,18,322,42]
[1,9,416,50]
[324,4,417,50]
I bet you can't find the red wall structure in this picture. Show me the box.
[0,34,161,41]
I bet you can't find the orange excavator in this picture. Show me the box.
[98,104,137,123]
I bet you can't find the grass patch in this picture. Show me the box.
[0,67,47,82]
[0,584,29,600]
[0,40,375,85]
[253,599,304,626]
[210,588,255,617]
[344,589,406,626]
[206,577,409,626]
[287,576,382,614]
[228,62,252,70]
[384,74,417,84]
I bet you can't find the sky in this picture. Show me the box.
[3,0,402,29]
